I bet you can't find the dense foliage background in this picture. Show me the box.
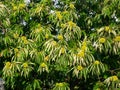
[0,0,120,90]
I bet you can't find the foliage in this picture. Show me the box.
[0,0,120,90]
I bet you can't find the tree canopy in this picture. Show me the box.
[0,0,120,90]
